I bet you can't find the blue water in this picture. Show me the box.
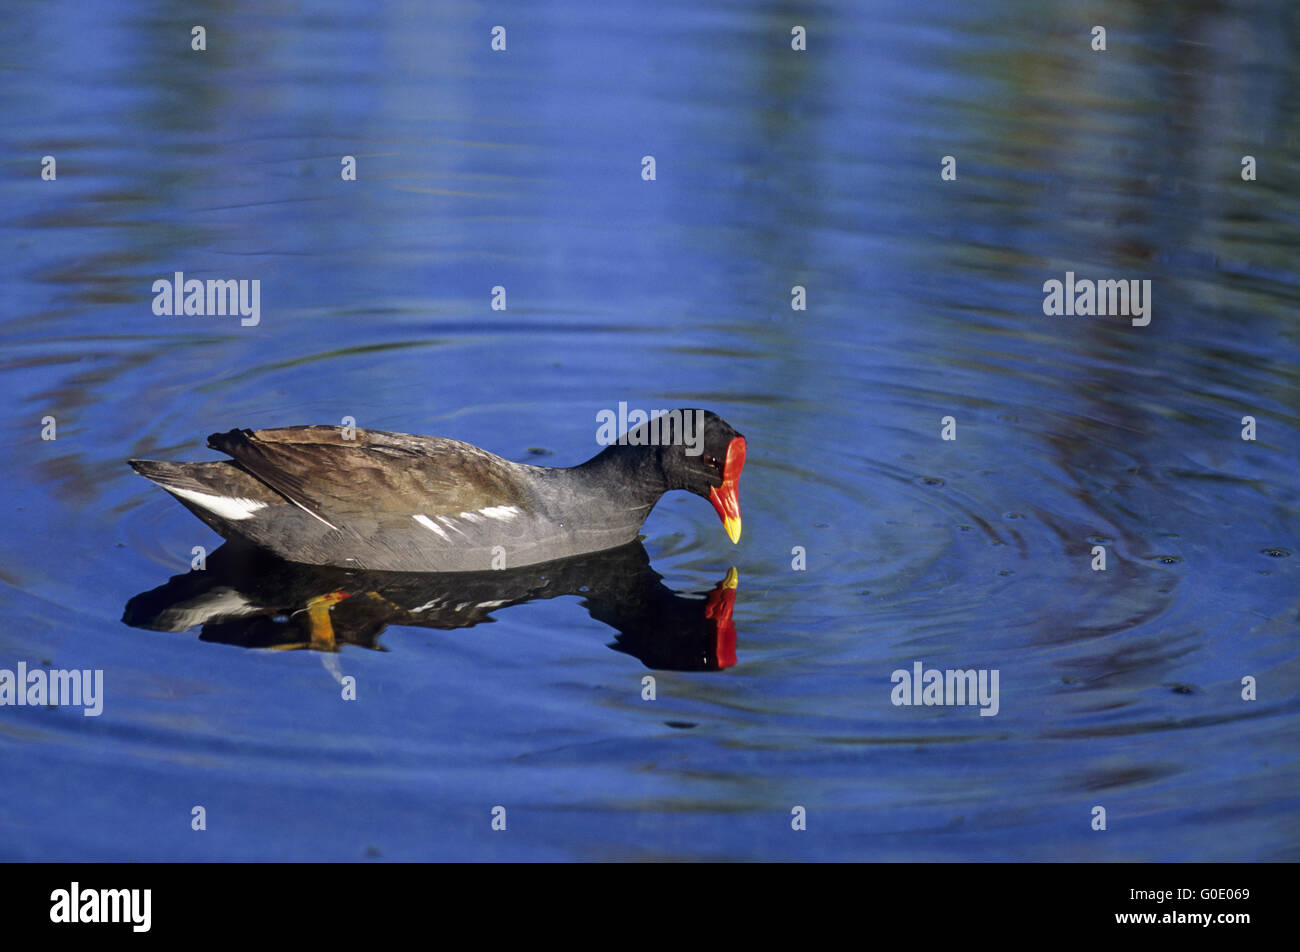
[1,0,1297,860]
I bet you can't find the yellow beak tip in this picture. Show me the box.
[722,566,740,589]
[724,517,742,544]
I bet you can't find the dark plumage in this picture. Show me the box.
[122,539,740,670]
[129,410,746,572]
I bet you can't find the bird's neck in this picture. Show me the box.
[570,443,671,505]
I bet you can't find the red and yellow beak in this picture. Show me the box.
[704,566,739,670]
[708,436,746,544]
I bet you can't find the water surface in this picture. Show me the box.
[1,0,1297,860]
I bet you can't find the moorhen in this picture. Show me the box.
[129,409,746,572]
[123,538,740,670]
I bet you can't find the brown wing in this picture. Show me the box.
[207,426,533,530]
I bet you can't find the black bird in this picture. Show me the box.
[129,410,746,572]
[122,539,740,671]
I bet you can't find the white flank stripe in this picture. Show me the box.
[478,505,520,521]
[413,514,450,540]
[439,516,469,536]
[283,496,340,531]
[170,487,267,522]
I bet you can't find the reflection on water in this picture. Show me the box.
[124,540,739,672]
[0,0,1297,860]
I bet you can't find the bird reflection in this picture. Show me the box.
[123,540,738,671]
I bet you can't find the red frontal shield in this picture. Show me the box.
[708,437,745,543]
